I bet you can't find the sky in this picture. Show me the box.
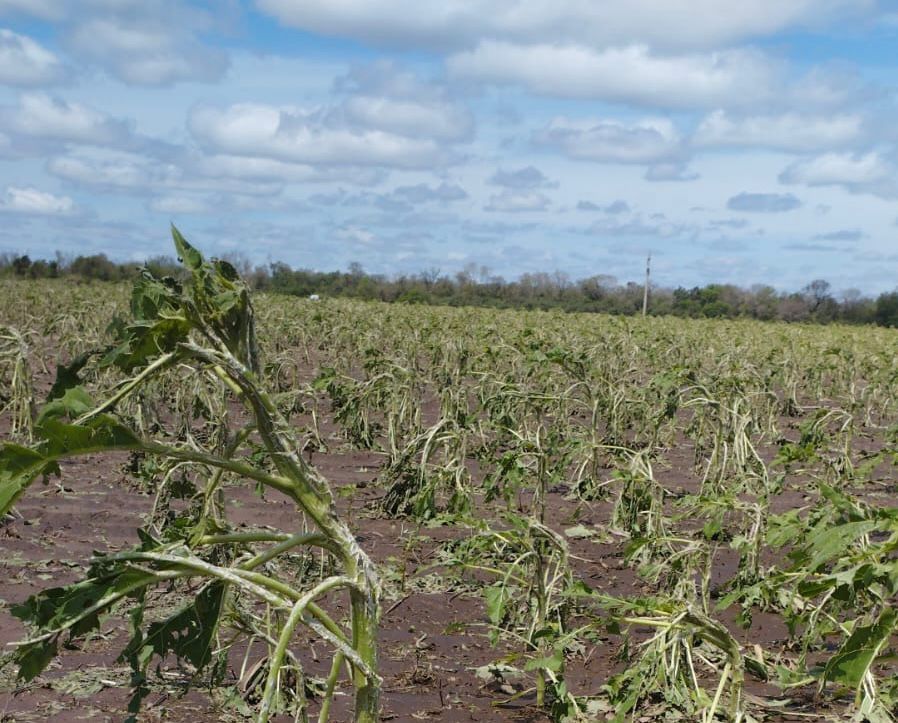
[0,1,898,293]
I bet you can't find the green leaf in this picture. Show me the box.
[792,520,878,571]
[47,351,101,402]
[823,607,898,690]
[37,416,141,457]
[101,317,189,372]
[0,415,141,516]
[171,225,203,270]
[13,638,57,682]
[122,582,225,672]
[11,567,156,634]
[485,584,506,627]
[0,443,55,516]
[130,271,182,321]
[524,648,564,673]
[36,386,95,425]
[11,565,159,681]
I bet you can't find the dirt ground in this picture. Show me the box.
[0,364,857,723]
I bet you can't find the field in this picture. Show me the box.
[2,246,898,722]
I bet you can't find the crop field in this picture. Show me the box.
[3,235,898,722]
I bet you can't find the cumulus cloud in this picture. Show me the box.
[779,151,897,197]
[693,109,864,152]
[536,116,685,165]
[189,103,451,169]
[449,42,779,109]
[342,95,473,142]
[255,0,869,51]
[337,62,474,142]
[0,29,67,86]
[47,148,283,197]
[64,2,230,86]
[0,2,231,86]
[489,165,556,189]
[188,64,473,172]
[0,185,73,214]
[0,92,138,153]
[485,189,551,213]
[727,192,802,212]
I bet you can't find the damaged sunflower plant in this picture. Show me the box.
[0,227,380,723]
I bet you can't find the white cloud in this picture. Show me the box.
[485,189,551,212]
[61,1,231,86]
[343,95,472,142]
[779,151,897,197]
[256,0,870,50]
[1,92,133,146]
[0,29,67,86]
[449,42,778,109]
[188,102,451,169]
[47,148,282,197]
[48,150,165,189]
[337,61,474,142]
[536,116,685,164]
[0,185,73,214]
[694,110,864,152]
[67,17,227,86]
[489,165,556,189]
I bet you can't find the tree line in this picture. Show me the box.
[4,251,898,327]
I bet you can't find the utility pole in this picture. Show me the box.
[642,253,651,317]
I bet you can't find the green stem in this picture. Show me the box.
[317,651,345,723]
[76,351,177,424]
[258,576,355,723]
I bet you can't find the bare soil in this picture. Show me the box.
[0,367,862,723]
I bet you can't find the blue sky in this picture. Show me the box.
[0,1,897,293]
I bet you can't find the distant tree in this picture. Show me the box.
[418,267,442,288]
[803,279,832,311]
[778,293,811,322]
[840,288,874,325]
[874,291,898,328]
[746,285,778,321]
[12,255,31,276]
[69,253,123,281]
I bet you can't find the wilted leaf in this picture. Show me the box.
[823,608,897,690]
[0,443,56,516]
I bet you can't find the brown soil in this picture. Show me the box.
[0,368,866,723]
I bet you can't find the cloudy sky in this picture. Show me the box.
[1,1,897,292]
